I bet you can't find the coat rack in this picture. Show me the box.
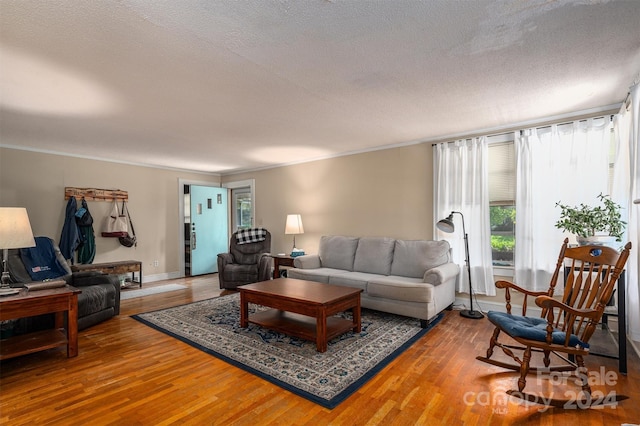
[65,187,128,202]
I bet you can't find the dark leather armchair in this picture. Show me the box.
[217,229,273,289]
[6,236,120,332]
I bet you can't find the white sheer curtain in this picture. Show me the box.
[612,83,639,342]
[514,118,611,291]
[434,138,495,296]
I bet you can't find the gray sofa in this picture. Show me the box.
[288,235,459,326]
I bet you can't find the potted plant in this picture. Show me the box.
[555,193,626,245]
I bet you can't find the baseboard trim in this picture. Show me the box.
[454,296,543,317]
[142,271,182,284]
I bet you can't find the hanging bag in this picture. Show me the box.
[75,198,94,227]
[101,200,128,237]
[119,201,137,248]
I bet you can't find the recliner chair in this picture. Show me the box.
[217,228,272,289]
[6,236,121,332]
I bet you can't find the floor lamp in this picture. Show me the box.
[437,211,484,319]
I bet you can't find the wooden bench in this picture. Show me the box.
[71,260,142,288]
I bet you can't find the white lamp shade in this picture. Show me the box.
[0,207,36,249]
[285,214,304,235]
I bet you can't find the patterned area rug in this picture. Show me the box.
[132,293,442,408]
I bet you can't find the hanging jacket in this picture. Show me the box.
[59,196,81,264]
[77,198,96,264]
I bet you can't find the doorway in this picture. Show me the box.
[183,184,228,276]
[178,179,255,278]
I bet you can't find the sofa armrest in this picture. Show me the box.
[293,254,321,269]
[257,253,273,281]
[72,272,121,316]
[217,252,234,266]
[423,262,460,286]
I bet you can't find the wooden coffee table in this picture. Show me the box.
[239,278,362,352]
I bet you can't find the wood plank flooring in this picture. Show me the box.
[1,275,639,425]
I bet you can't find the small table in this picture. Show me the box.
[239,278,362,352]
[269,254,295,278]
[0,285,82,360]
[71,260,142,288]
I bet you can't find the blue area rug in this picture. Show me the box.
[132,293,442,409]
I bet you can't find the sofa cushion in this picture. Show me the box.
[487,311,588,349]
[287,267,349,284]
[367,276,433,303]
[390,240,451,278]
[222,263,259,283]
[328,272,380,291]
[319,236,359,271]
[353,237,395,275]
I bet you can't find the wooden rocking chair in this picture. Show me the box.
[477,238,632,408]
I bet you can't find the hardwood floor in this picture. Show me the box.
[1,275,639,425]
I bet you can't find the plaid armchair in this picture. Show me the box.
[217,228,273,289]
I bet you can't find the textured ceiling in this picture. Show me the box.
[1,0,640,174]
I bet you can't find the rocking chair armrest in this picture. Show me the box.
[534,296,600,320]
[496,280,550,315]
[495,280,548,297]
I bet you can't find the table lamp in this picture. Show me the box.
[0,207,36,293]
[285,214,304,257]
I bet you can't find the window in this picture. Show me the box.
[488,139,515,267]
[224,179,256,232]
[233,189,252,230]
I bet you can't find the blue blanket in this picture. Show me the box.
[20,237,70,281]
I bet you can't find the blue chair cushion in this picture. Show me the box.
[487,311,589,349]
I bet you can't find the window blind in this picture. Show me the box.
[488,141,515,204]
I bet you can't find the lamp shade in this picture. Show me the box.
[0,207,36,249]
[285,214,304,235]
[436,214,455,233]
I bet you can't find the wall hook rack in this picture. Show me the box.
[65,187,128,202]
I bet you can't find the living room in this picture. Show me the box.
[2,1,640,424]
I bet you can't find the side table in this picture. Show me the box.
[0,285,82,360]
[269,254,295,278]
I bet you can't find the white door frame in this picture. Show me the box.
[177,178,255,278]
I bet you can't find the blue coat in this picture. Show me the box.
[59,197,81,263]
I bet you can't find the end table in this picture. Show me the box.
[269,254,295,278]
[0,285,82,360]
